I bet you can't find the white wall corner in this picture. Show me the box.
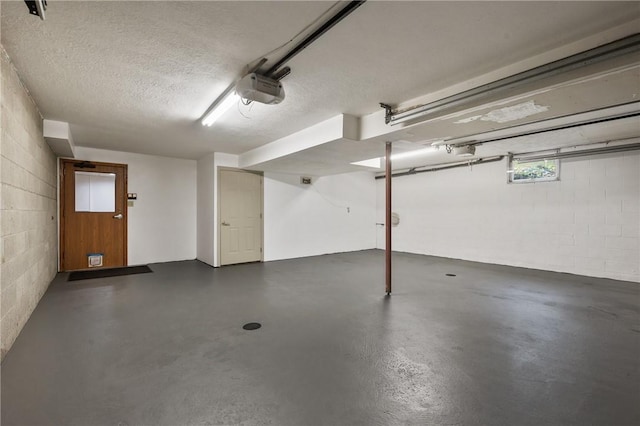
[43,119,75,157]
[196,153,216,266]
[214,152,239,168]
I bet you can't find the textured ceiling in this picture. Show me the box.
[2,1,639,163]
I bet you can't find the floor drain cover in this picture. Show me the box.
[446,273,457,277]
[243,322,262,331]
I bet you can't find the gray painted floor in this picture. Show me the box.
[2,250,639,425]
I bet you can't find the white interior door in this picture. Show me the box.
[219,169,263,266]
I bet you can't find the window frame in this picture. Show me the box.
[507,154,560,184]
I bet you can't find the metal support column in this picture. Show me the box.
[385,142,392,295]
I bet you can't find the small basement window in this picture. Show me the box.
[508,155,559,183]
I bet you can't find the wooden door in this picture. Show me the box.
[219,169,263,266]
[60,159,127,271]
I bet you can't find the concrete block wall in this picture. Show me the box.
[376,152,639,282]
[1,48,58,360]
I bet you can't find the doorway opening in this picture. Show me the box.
[59,159,128,271]
[218,169,263,266]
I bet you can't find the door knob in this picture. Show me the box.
[113,213,123,219]
[221,221,230,226]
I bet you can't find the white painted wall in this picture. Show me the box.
[196,153,215,266]
[264,171,377,261]
[196,152,239,267]
[376,153,640,282]
[74,147,197,265]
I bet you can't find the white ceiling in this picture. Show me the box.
[2,1,639,172]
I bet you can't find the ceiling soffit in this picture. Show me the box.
[244,41,640,175]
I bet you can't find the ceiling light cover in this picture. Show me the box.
[351,158,382,168]
[391,146,438,160]
[202,92,240,126]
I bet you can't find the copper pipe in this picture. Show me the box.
[385,142,392,295]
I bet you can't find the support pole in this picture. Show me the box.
[385,142,392,295]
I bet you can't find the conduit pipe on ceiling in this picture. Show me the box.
[374,156,505,180]
[513,142,640,162]
[435,107,640,150]
[381,33,640,126]
[374,141,640,180]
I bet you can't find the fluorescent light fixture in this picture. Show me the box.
[390,146,438,160]
[201,91,240,126]
[351,158,382,168]
[350,146,439,168]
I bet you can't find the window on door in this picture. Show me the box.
[74,172,116,212]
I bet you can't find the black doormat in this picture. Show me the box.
[68,265,152,281]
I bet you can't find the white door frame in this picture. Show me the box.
[216,167,264,266]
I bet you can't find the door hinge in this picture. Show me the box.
[260,213,262,219]
[260,247,263,253]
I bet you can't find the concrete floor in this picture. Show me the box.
[1,250,639,425]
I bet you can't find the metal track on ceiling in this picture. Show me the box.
[380,33,640,126]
